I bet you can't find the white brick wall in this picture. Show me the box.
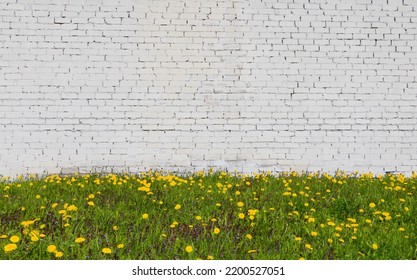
[1,0,416,176]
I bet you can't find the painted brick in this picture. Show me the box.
[0,0,416,176]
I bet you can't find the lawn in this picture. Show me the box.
[0,170,416,260]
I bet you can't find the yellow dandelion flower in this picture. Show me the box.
[185,245,193,253]
[365,219,372,224]
[335,227,342,232]
[4,243,17,253]
[207,255,214,260]
[30,230,40,242]
[398,228,406,232]
[246,234,253,240]
[308,217,315,223]
[213,227,220,234]
[87,201,95,206]
[215,203,221,207]
[117,244,124,249]
[195,216,202,221]
[311,231,318,237]
[88,194,95,199]
[47,245,57,253]
[102,248,112,254]
[75,237,85,243]
[142,213,149,219]
[372,243,378,250]
[327,238,333,244]
[369,203,376,208]
[247,250,257,254]
[55,251,64,258]
[0,235,7,239]
[174,204,181,210]
[305,244,313,250]
[237,201,244,207]
[9,236,19,243]
[51,203,58,208]
[67,205,78,211]
[238,213,245,219]
[327,222,335,226]
[294,237,302,241]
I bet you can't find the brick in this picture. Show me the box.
[0,0,415,176]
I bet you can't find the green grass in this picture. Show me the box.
[0,170,416,260]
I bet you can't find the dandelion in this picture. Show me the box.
[185,246,193,253]
[294,237,302,241]
[4,244,17,253]
[9,236,19,243]
[369,203,376,208]
[47,245,57,253]
[75,237,85,243]
[207,255,214,260]
[311,231,318,237]
[87,201,95,206]
[55,251,64,258]
[237,201,244,207]
[246,234,253,240]
[67,205,78,211]
[195,216,202,221]
[327,238,333,244]
[327,222,335,227]
[174,204,181,210]
[102,248,112,254]
[142,213,149,219]
[365,219,372,224]
[238,213,245,219]
[213,227,220,234]
[308,217,315,223]
[0,235,7,239]
[398,228,406,232]
[117,244,125,249]
[247,250,257,254]
[372,244,378,250]
[305,244,313,250]
[30,230,40,242]
[113,225,118,231]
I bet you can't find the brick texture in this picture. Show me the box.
[1,0,416,176]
